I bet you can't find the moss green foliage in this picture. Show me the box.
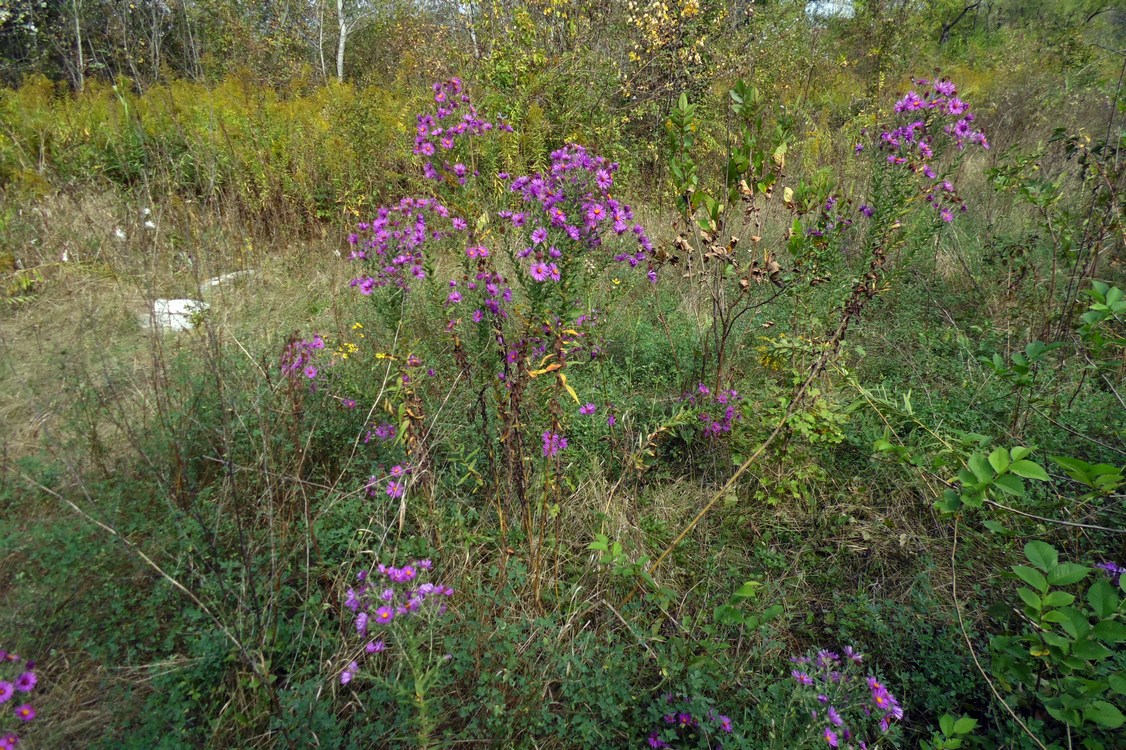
[1,1,1125,748]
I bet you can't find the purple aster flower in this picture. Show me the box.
[843,646,863,664]
[859,204,873,218]
[531,227,548,245]
[542,431,567,458]
[374,606,395,625]
[579,403,596,415]
[607,413,616,427]
[1096,561,1123,585]
[529,262,550,282]
[366,640,385,654]
[647,731,668,749]
[340,661,358,685]
[356,612,369,635]
[0,682,12,704]
[828,706,843,726]
[718,714,733,733]
[303,365,318,379]
[14,704,34,722]
[417,559,433,570]
[386,480,404,499]
[792,670,814,686]
[0,733,17,750]
[823,726,839,747]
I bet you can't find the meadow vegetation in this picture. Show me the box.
[0,1,1124,748]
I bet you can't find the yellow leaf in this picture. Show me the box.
[528,363,563,378]
[560,372,580,404]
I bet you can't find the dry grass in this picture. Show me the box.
[0,189,361,466]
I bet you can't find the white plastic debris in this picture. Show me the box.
[199,269,256,297]
[144,299,209,332]
[144,220,156,230]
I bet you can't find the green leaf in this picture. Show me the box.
[1043,591,1076,608]
[952,716,977,734]
[714,603,743,626]
[1048,563,1091,586]
[1083,701,1125,729]
[1092,620,1126,643]
[983,519,1009,535]
[1087,580,1118,618]
[1013,565,1049,593]
[1010,460,1050,481]
[1026,541,1059,572]
[936,490,962,513]
[1108,674,1126,695]
[988,448,1010,474]
[1017,587,1042,611]
[1042,631,1071,650]
[1010,446,1033,461]
[1071,637,1111,661]
[1045,607,1089,639]
[993,473,1026,495]
[732,581,762,600]
[968,452,994,483]
[939,714,954,736]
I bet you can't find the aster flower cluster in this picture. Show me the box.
[414,77,513,185]
[501,144,658,283]
[684,383,742,436]
[365,462,412,500]
[341,560,453,685]
[788,647,903,748]
[280,334,325,381]
[647,693,735,749]
[364,420,397,445]
[348,197,466,294]
[0,650,38,749]
[446,264,513,321]
[542,431,568,458]
[875,77,988,222]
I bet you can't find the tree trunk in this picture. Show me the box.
[318,0,328,82]
[72,0,85,92]
[940,1,980,45]
[336,0,347,82]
